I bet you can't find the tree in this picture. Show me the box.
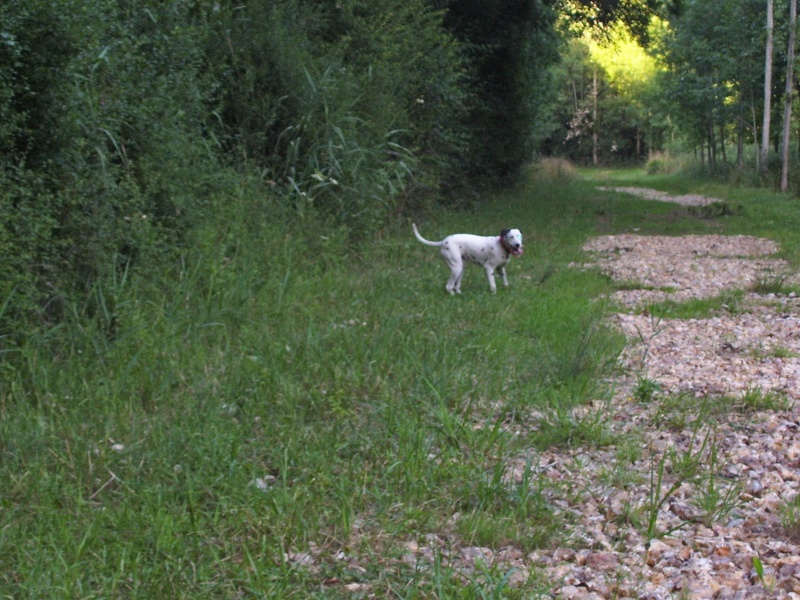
[589,24,663,158]
[657,0,773,169]
[781,0,797,190]
[544,24,663,165]
[560,0,677,45]
[762,0,774,173]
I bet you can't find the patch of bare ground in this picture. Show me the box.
[582,233,788,308]
[597,186,724,207]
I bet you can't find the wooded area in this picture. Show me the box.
[1,0,800,338]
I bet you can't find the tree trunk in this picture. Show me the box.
[592,66,598,166]
[708,121,716,170]
[571,79,579,112]
[737,107,745,169]
[752,94,761,170]
[720,123,728,164]
[762,0,775,173]
[781,0,797,191]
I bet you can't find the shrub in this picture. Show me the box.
[529,157,579,183]
[207,0,469,234]
[646,152,686,175]
[0,0,226,338]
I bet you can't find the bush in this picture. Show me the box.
[0,0,226,338]
[529,157,580,183]
[207,0,469,235]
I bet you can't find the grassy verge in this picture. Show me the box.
[3,165,800,597]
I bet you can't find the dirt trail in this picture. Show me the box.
[481,187,800,598]
[596,186,723,207]
[536,186,800,598]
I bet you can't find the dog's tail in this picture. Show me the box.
[412,223,443,247]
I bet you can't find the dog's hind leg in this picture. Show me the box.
[444,254,463,295]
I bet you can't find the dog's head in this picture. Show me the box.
[500,228,523,257]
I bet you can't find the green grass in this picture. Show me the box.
[640,290,745,320]
[781,494,800,543]
[4,165,800,596]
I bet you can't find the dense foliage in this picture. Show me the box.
[543,27,664,164]
[1,1,229,336]
[545,0,800,184]
[655,0,776,167]
[442,0,561,180]
[0,0,563,340]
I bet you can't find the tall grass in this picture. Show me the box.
[0,167,626,596]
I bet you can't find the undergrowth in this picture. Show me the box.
[0,169,624,597]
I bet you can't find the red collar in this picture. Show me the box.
[499,236,513,255]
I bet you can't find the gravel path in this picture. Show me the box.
[395,188,800,598]
[596,186,724,207]
[540,186,800,599]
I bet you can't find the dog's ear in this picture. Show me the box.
[500,228,510,237]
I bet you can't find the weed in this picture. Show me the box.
[642,289,744,319]
[642,425,743,541]
[751,555,777,592]
[666,428,711,482]
[651,392,695,430]
[532,405,617,450]
[750,272,795,295]
[646,152,687,175]
[690,435,743,527]
[645,449,688,541]
[532,157,579,182]
[688,201,743,219]
[769,345,799,359]
[634,377,662,403]
[781,494,800,543]
[534,263,558,285]
[615,434,645,465]
[602,459,645,491]
[613,279,651,291]
[611,495,645,530]
[457,457,559,551]
[735,387,793,413]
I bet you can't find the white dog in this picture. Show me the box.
[412,223,523,294]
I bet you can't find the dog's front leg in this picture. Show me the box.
[499,266,509,288]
